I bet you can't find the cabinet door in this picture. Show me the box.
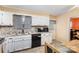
[23,39,31,49]
[14,39,24,51]
[32,16,49,26]
[39,16,49,26]
[2,12,13,25]
[14,38,31,51]
[41,33,52,45]
[13,15,23,29]
[24,16,32,29]
[8,41,14,52]
[2,40,8,53]
[41,33,48,45]
[3,38,14,53]
[47,33,53,43]
[32,16,41,25]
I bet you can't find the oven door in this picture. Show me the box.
[32,34,41,48]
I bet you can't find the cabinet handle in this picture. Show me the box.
[9,38,12,39]
[38,36,41,37]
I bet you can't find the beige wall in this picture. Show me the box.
[56,7,79,42]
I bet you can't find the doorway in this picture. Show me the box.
[70,18,79,40]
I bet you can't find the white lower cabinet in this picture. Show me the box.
[14,40,25,51]
[14,38,31,51]
[8,42,14,52]
[3,35,31,53]
[23,39,31,49]
[3,33,53,53]
[41,33,53,45]
[3,41,8,53]
[3,39,14,53]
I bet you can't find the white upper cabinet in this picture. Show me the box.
[32,15,49,26]
[0,11,13,26]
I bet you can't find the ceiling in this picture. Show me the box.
[6,5,74,16]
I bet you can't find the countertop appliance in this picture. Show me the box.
[32,34,41,48]
[37,27,49,32]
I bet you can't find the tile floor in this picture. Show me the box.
[14,46,45,53]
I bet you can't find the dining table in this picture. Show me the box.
[45,40,76,53]
[64,40,79,53]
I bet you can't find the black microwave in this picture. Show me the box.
[37,28,49,32]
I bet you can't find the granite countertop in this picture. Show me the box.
[0,34,31,37]
[0,32,50,44]
[0,32,51,38]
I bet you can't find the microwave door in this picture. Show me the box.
[44,28,49,32]
[38,28,42,32]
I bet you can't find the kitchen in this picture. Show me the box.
[0,5,79,53]
[0,5,56,53]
